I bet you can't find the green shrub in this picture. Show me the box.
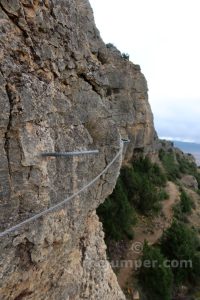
[138,242,173,300]
[121,167,161,215]
[106,43,115,48]
[133,157,167,187]
[158,188,169,201]
[173,189,194,222]
[120,157,167,215]
[173,203,188,223]
[136,177,160,213]
[120,166,139,198]
[159,149,180,181]
[121,53,129,60]
[97,178,137,241]
[160,221,200,284]
[192,253,200,283]
[180,189,193,214]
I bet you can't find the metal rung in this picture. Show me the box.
[41,150,99,157]
[121,138,130,144]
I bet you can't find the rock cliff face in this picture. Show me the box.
[0,1,157,299]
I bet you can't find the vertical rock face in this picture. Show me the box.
[0,1,157,299]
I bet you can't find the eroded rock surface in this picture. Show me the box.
[0,1,157,299]
[181,175,198,191]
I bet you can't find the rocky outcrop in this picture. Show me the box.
[159,140,197,166]
[181,175,198,191]
[0,1,157,299]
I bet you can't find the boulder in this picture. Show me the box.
[181,175,198,190]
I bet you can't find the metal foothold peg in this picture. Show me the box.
[41,150,99,157]
[121,138,130,144]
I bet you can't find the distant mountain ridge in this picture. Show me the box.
[173,140,200,166]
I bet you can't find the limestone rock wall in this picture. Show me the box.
[0,1,157,299]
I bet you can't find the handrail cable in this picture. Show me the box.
[0,143,124,238]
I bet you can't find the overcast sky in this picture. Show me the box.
[89,0,200,143]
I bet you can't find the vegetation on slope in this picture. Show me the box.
[160,220,200,285]
[97,157,167,241]
[97,142,200,299]
[138,242,173,300]
[97,177,137,241]
[138,187,200,299]
[173,189,194,222]
[159,148,181,181]
[138,219,200,299]
[159,146,200,191]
